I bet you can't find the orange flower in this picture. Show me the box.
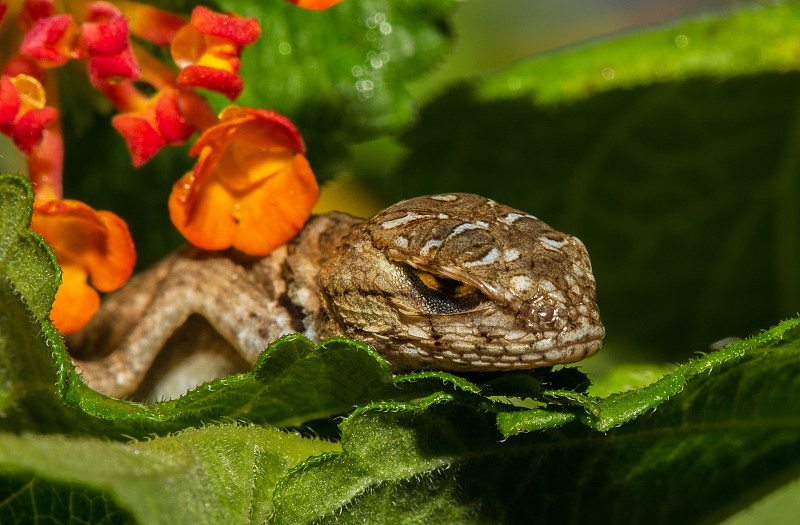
[286,0,346,9]
[169,106,319,256]
[170,6,259,100]
[30,199,136,334]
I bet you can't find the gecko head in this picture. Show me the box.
[319,193,604,372]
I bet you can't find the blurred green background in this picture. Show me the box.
[2,0,795,375]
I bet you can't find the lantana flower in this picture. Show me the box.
[80,2,140,86]
[19,12,77,67]
[0,73,57,153]
[3,0,321,337]
[109,84,199,166]
[170,6,259,100]
[30,200,136,334]
[169,106,319,255]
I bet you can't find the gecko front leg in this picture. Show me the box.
[67,213,361,400]
[68,245,292,399]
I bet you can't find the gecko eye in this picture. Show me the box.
[405,268,487,314]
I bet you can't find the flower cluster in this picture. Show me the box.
[0,0,333,334]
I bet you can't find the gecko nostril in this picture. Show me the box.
[518,296,561,329]
[538,303,556,323]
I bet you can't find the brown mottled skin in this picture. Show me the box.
[69,194,603,400]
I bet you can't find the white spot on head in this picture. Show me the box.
[540,237,566,251]
[429,194,458,201]
[539,280,556,292]
[420,239,442,256]
[381,212,431,229]
[498,213,523,225]
[464,247,500,267]
[446,222,480,239]
[437,213,449,219]
[394,236,408,248]
[510,275,534,294]
[504,249,520,262]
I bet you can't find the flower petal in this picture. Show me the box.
[190,6,259,45]
[177,65,243,100]
[154,88,195,143]
[20,13,77,67]
[50,265,100,335]
[169,107,318,255]
[81,2,140,85]
[112,113,166,167]
[0,76,20,126]
[11,106,57,153]
[170,7,259,100]
[30,199,136,334]
[20,0,57,29]
[110,87,196,166]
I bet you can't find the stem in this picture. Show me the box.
[28,70,63,200]
[28,117,64,200]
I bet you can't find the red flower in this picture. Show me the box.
[80,2,139,86]
[0,74,57,153]
[18,0,57,30]
[20,13,77,67]
[170,6,259,100]
[111,86,196,166]
[169,107,319,255]
[30,199,136,334]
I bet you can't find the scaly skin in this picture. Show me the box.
[69,194,603,400]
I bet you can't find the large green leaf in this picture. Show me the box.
[3,173,800,523]
[4,1,800,522]
[371,1,800,360]
[0,425,339,525]
[271,318,800,524]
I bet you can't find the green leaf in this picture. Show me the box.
[0,174,74,425]
[271,318,800,524]
[0,425,339,525]
[375,1,800,360]
[0,173,60,320]
[219,0,458,178]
